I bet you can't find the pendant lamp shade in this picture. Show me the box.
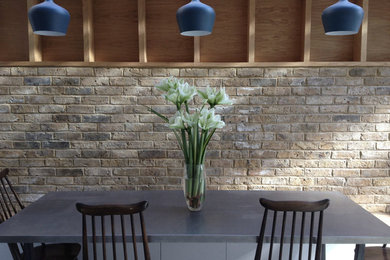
[28,0,70,36]
[322,0,364,36]
[176,0,215,37]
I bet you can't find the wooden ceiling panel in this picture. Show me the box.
[146,0,193,62]
[0,0,29,61]
[255,0,303,62]
[42,0,84,61]
[200,0,248,62]
[94,0,139,62]
[367,0,390,61]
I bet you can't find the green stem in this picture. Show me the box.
[172,130,185,154]
[187,128,193,168]
[192,165,199,200]
[185,101,190,113]
[198,129,206,165]
[199,128,214,164]
[193,126,197,165]
[196,124,201,164]
[181,129,189,164]
[186,164,193,200]
[204,128,216,148]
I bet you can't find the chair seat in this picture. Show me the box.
[23,243,81,260]
[365,246,389,260]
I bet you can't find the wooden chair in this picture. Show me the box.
[75,201,151,260]
[255,198,330,260]
[0,168,81,260]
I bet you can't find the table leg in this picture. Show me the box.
[22,243,34,260]
[354,244,365,260]
[321,244,326,260]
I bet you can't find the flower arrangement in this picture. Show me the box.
[147,77,233,210]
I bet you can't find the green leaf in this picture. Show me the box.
[204,128,216,148]
[143,105,169,123]
[181,129,189,164]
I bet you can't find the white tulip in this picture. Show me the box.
[215,87,234,106]
[169,112,185,130]
[177,82,197,104]
[198,109,225,130]
[198,86,233,107]
[163,90,179,104]
[182,111,199,128]
[156,77,180,92]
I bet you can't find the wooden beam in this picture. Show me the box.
[360,0,369,62]
[360,0,369,61]
[354,0,368,61]
[27,0,42,62]
[303,0,312,62]
[138,0,147,63]
[82,0,94,62]
[2,61,390,68]
[248,0,255,62]
[194,37,200,62]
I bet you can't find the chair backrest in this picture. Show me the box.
[0,169,25,260]
[76,201,151,260]
[255,198,329,260]
[0,169,24,221]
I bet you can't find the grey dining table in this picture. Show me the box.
[0,190,389,260]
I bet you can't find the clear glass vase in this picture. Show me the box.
[183,164,206,211]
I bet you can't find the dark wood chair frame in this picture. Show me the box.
[0,169,25,260]
[76,201,151,260]
[0,168,80,260]
[255,198,330,260]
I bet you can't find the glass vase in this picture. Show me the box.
[183,164,206,211]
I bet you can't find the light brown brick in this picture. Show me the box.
[346,178,372,187]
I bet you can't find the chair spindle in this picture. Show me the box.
[5,176,24,209]
[308,212,315,260]
[120,215,128,260]
[1,179,17,215]
[82,214,88,260]
[140,212,151,260]
[299,212,306,260]
[279,211,286,260]
[111,215,116,260]
[130,214,138,260]
[269,211,277,260]
[0,184,12,218]
[92,216,97,260]
[254,208,268,260]
[315,211,324,260]
[289,211,296,260]
[101,216,107,260]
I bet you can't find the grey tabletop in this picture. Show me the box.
[0,190,388,244]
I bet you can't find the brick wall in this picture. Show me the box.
[0,66,389,212]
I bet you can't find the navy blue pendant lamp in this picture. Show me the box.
[176,0,216,36]
[28,0,70,36]
[322,0,364,36]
